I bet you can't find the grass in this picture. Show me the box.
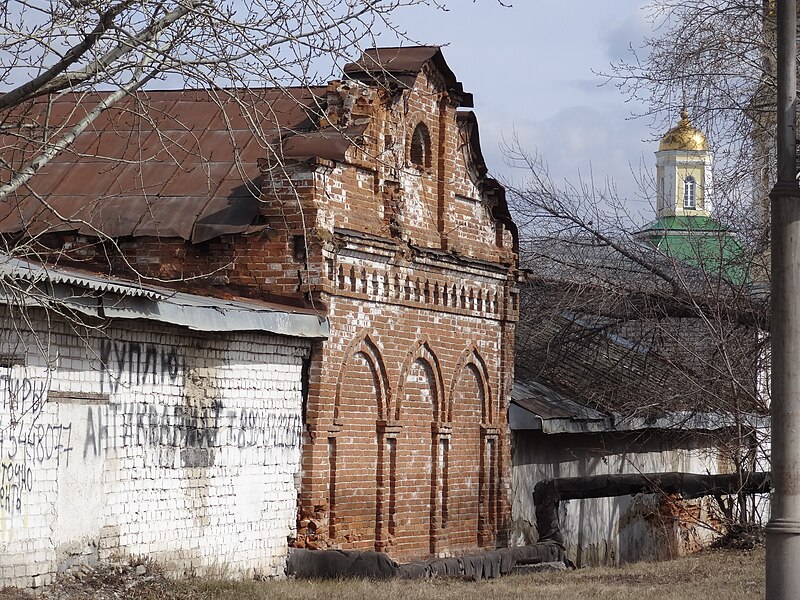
[0,547,765,600]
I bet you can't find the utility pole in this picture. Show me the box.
[767,1,800,597]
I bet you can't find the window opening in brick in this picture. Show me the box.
[292,235,307,261]
[410,122,431,168]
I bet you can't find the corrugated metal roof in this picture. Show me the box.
[0,255,164,300]
[0,255,329,338]
[99,290,329,337]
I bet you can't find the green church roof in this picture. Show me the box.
[638,215,748,286]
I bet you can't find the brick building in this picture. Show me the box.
[1,46,519,562]
[0,257,327,588]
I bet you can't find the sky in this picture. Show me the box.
[375,1,658,218]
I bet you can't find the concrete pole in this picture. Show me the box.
[767,1,800,597]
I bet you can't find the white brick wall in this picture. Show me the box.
[0,305,309,588]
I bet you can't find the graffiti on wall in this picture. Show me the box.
[0,368,66,515]
[0,338,302,517]
[0,371,47,419]
[82,403,301,458]
[99,340,184,393]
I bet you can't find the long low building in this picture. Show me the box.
[510,313,768,566]
[0,256,328,589]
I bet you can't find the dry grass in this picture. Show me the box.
[0,548,765,600]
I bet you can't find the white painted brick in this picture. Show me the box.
[0,306,309,584]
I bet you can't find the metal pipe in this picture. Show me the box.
[767,1,800,597]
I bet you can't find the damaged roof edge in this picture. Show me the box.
[510,398,769,434]
[456,111,518,254]
[99,292,329,338]
[343,46,474,108]
[0,256,329,339]
[0,281,329,339]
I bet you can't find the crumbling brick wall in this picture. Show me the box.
[14,49,519,565]
[285,63,518,561]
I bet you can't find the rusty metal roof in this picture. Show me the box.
[510,380,611,433]
[1,47,485,244]
[343,46,473,107]
[0,87,327,242]
[282,124,368,161]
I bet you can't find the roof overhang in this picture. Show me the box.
[510,380,769,434]
[0,255,329,338]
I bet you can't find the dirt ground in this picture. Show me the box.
[0,547,765,600]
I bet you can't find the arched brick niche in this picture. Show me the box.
[330,332,391,550]
[392,341,445,558]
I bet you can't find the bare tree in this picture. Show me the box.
[602,0,775,237]
[0,0,460,427]
[0,0,447,199]
[507,146,770,532]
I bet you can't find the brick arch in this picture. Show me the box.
[394,340,447,557]
[408,120,432,169]
[334,331,391,421]
[448,346,493,424]
[447,346,495,551]
[395,340,445,422]
[330,331,392,551]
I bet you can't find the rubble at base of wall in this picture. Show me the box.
[286,543,566,581]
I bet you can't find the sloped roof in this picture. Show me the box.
[514,311,761,426]
[0,46,508,249]
[636,215,748,286]
[343,46,473,107]
[0,87,330,243]
[0,254,329,337]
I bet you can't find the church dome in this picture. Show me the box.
[658,107,707,151]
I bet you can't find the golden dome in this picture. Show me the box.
[658,107,707,151]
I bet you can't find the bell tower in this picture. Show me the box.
[655,107,713,218]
